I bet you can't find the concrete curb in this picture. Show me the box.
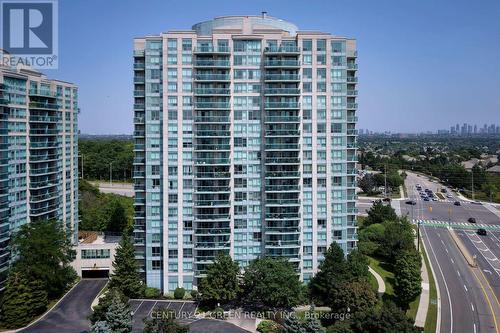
[420,230,441,333]
[415,239,430,328]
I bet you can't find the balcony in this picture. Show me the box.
[264,74,300,82]
[194,102,230,109]
[347,63,358,70]
[193,60,230,67]
[265,116,300,123]
[133,50,145,57]
[29,89,57,98]
[29,102,58,110]
[264,88,300,95]
[134,103,145,110]
[347,90,358,96]
[347,116,358,122]
[29,116,61,123]
[134,90,145,97]
[347,103,358,109]
[194,116,230,123]
[133,63,145,70]
[134,77,145,84]
[265,102,300,109]
[134,116,145,124]
[194,88,230,96]
[193,46,230,54]
[264,60,300,68]
[347,77,358,83]
[347,129,358,135]
[264,46,301,54]
[194,74,230,81]
[133,130,145,137]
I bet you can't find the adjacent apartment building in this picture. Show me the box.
[0,61,79,289]
[133,15,358,293]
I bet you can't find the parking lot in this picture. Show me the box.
[130,299,198,332]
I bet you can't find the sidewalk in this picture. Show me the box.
[415,238,430,328]
[368,267,386,296]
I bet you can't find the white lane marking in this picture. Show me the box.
[471,303,474,312]
[457,270,461,277]
[423,227,453,333]
[131,300,144,316]
[445,248,449,253]
[474,323,477,333]
[147,301,158,317]
[484,269,492,275]
[464,232,500,280]
[451,258,455,264]
[464,284,468,292]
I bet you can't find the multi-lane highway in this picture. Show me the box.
[400,172,500,332]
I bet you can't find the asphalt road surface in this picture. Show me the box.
[403,172,500,332]
[20,279,107,333]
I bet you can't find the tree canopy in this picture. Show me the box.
[198,252,241,305]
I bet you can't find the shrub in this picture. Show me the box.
[257,319,281,333]
[190,289,199,299]
[144,287,161,298]
[211,307,225,320]
[174,287,186,300]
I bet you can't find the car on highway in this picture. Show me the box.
[441,188,447,193]
[477,228,487,236]
[405,200,417,205]
[446,194,453,198]
[382,197,391,202]
[454,201,461,206]
[423,197,430,201]
[468,217,476,223]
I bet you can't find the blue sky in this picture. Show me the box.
[49,0,500,134]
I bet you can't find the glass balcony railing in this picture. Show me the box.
[265,102,300,109]
[29,102,58,110]
[264,46,301,53]
[29,89,57,97]
[194,60,230,67]
[195,102,231,109]
[347,63,358,70]
[195,74,230,81]
[194,116,230,123]
[347,116,358,122]
[193,46,230,53]
[264,60,300,67]
[194,88,230,95]
[264,88,300,95]
[264,74,300,81]
[133,63,145,70]
[347,103,358,109]
[347,90,358,96]
[347,77,358,83]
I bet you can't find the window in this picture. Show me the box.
[317,39,326,51]
[302,39,312,51]
[81,249,110,259]
[303,54,312,65]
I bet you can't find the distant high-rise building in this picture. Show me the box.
[133,15,358,293]
[0,64,79,290]
[473,124,477,134]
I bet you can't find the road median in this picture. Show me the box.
[448,228,476,267]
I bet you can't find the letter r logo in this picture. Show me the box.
[1,1,54,54]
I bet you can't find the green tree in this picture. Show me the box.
[326,320,354,333]
[143,308,189,333]
[91,321,112,333]
[109,234,145,298]
[243,257,302,309]
[358,174,376,194]
[380,218,415,263]
[10,220,77,299]
[346,250,369,280]
[103,292,132,333]
[365,201,398,226]
[309,242,349,305]
[281,315,302,333]
[198,252,241,305]
[89,289,129,325]
[0,271,48,328]
[303,305,326,333]
[330,281,377,315]
[358,223,385,256]
[352,302,421,333]
[108,199,128,232]
[394,250,422,310]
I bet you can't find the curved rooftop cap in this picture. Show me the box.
[192,15,298,36]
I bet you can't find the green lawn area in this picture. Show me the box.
[368,256,394,298]
[368,256,422,323]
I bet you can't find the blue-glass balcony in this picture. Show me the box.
[264,60,300,68]
[347,116,358,122]
[134,103,145,110]
[133,63,145,70]
[347,129,358,135]
[265,102,300,109]
[195,74,230,81]
[265,116,300,123]
[193,60,230,67]
[194,102,230,109]
[134,77,145,84]
[29,102,58,110]
[134,90,145,97]
[194,88,230,96]
[347,103,358,109]
[29,116,61,123]
[264,74,300,82]
[194,116,230,123]
[29,89,57,98]
[347,63,358,70]
[347,77,358,83]
[264,46,301,54]
[347,90,358,96]
[264,88,300,95]
[133,50,145,57]
[193,46,230,54]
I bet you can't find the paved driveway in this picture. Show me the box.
[20,279,107,333]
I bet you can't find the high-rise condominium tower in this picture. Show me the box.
[0,62,79,289]
[133,15,358,292]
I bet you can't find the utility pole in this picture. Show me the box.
[471,169,475,200]
[109,162,113,186]
[384,164,387,198]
